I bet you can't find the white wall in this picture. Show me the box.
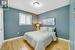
[0,8,4,48]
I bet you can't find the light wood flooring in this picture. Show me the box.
[0,38,70,50]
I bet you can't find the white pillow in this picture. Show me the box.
[40,27,48,32]
[48,27,55,32]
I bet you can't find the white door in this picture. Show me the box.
[0,8,4,48]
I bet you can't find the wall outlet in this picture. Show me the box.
[17,32,19,34]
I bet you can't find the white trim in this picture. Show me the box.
[58,38,70,42]
[0,36,23,49]
[58,38,70,50]
[0,41,4,49]
[4,36,23,42]
[3,37,70,43]
[2,37,70,50]
[0,8,4,49]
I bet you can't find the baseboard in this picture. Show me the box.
[0,41,3,49]
[4,36,23,42]
[4,37,70,43]
[1,37,70,50]
[58,38,70,43]
[0,36,23,49]
[58,38,70,50]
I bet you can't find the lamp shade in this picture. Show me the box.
[36,23,40,27]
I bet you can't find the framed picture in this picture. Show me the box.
[42,18,55,25]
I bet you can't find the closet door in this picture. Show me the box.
[0,8,4,48]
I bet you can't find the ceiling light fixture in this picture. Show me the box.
[33,2,40,7]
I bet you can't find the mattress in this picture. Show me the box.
[23,31,57,50]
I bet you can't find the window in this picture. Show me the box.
[19,13,32,25]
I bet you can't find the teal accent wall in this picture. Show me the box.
[70,0,75,50]
[38,5,69,39]
[4,7,37,40]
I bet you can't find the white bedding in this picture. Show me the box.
[23,31,57,50]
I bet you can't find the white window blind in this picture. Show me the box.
[19,13,32,25]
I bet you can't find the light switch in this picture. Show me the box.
[73,12,75,18]
[73,8,75,18]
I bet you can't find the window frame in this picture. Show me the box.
[19,13,32,25]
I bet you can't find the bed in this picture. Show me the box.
[23,27,57,50]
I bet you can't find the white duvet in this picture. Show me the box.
[23,31,57,50]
